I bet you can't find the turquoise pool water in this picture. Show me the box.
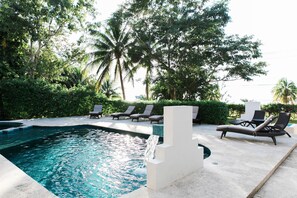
[0,126,147,198]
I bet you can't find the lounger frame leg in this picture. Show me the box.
[271,137,277,145]
[132,118,139,122]
[286,132,291,138]
[220,131,227,139]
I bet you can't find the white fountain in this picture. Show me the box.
[134,135,159,176]
[144,135,159,162]
[146,106,203,190]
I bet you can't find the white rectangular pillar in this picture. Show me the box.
[147,106,203,190]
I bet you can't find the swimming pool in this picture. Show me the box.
[0,126,147,198]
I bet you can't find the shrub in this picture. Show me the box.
[1,79,228,124]
[262,103,297,115]
[226,103,297,120]
[227,104,245,118]
[116,100,228,124]
[0,78,106,119]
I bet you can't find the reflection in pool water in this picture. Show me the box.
[0,127,147,198]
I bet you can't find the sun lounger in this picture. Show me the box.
[149,115,163,124]
[111,106,135,120]
[89,105,103,118]
[229,110,265,128]
[130,105,154,122]
[217,112,291,145]
[148,106,200,124]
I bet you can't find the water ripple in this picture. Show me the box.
[2,127,147,198]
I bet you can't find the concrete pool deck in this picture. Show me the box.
[0,116,297,198]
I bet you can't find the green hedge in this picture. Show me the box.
[102,100,228,124]
[262,103,297,115]
[227,104,245,118]
[3,78,297,124]
[1,79,229,124]
[227,103,297,119]
[145,100,228,124]
[0,78,107,119]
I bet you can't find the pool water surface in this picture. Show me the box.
[0,127,147,198]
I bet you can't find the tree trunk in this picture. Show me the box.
[145,73,150,100]
[145,83,149,100]
[117,59,126,100]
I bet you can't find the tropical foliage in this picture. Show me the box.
[1,80,228,124]
[120,0,266,100]
[0,0,268,119]
[88,16,135,100]
[272,78,297,104]
[55,67,96,89]
[0,0,95,80]
[100,79,120,99]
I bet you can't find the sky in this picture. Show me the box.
[94,0,297,104]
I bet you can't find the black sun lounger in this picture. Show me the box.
[229,110,265,128]
[149,115,163,124]
[111,106,135,120]
[89,105,103,118]
[148,106,201,124]
[130,105,154,122]
[217,112,291,145]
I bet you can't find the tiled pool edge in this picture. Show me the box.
[247,142,297,197]
[0,155,57,198]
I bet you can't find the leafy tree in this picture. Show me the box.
[100,79,120,99]
[121,0,267,100]
[0,0,95,79]
[272,78,297,104]
[88,16,135,100]
[0,0,95,118]
[0,1,28,79]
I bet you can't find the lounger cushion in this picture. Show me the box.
[149,115,163,121]
[254,115,276,132]
[130,114,140,118]
[130,114,146,118]
[216,125,255,135]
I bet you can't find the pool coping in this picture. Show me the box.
[1,116,297,197]
[0,155,57,198]
[247,142,297,197]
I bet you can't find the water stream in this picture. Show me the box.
[134,135,159,175]
[144,135,159,162]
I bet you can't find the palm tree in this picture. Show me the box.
[56,67,95,89]
[88,17,135,100]
[100,79,120,99]
[129,30,161,100]
[272,78,297,104]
